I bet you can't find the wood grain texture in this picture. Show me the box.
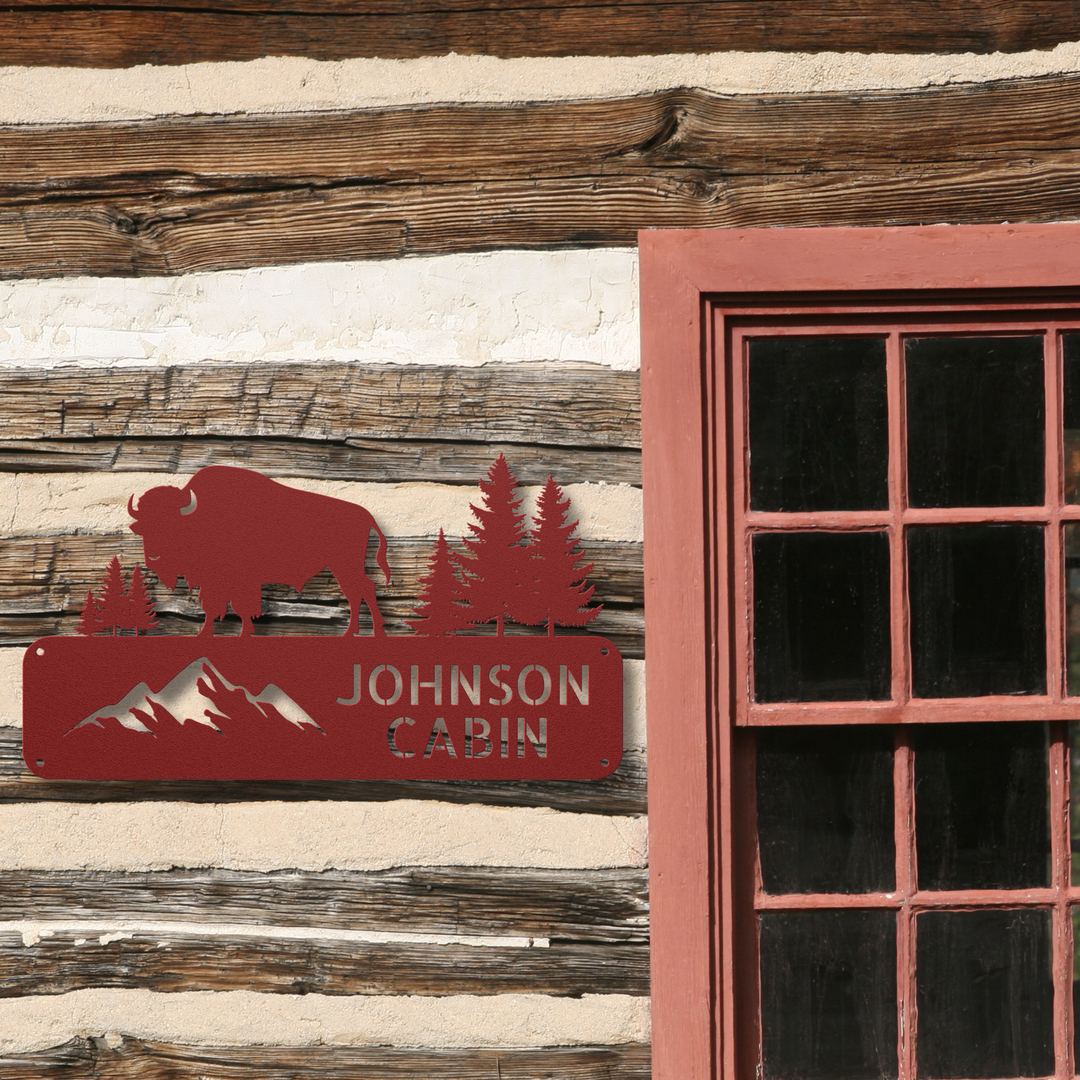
[0,729,647,814]
[0,1,1069,67]
[0,437,642,487]
[6,76,1080,274]
[0,931,649,997]
[0,362,639,449]
[2,1038,651,1079]
[0,866,649,941]
[7,77,1080,273]
[0,532,644,654]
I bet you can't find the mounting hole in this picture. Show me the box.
[35,647,44,656]
[601,759,609,767]
[35,759,43,767]
[600,648,609,656]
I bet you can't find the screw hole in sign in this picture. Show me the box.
[35,648,43,656]
[601,759,609,767]
[35,760,43,767]
[601,648,609,655]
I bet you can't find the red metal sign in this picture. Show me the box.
[23,457,623,780]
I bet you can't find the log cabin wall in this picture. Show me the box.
[0,4,1076,1073]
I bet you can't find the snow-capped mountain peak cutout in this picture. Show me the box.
[67,658,321,736]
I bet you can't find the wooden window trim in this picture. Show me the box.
[639,223,1080,1080]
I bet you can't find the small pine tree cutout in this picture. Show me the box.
[522,475,602,635]
[75,588,106,636]
[125,564,159,635]
[409,529,468,636]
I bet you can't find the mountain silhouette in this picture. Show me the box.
[67,658,322,738]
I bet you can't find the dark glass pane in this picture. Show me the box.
[1066,525,1080,696]
[908,524,1046,697]
[753,531,891,702]
[749,336,888,512]
[1072,909,1080,1063]
[914,722,1049,891]
[1069,724,1080,886]
[1062,333,1080,503]
[757,726,895,894]
[916,909,1053,1079]
[760,909,897,1080]
[906,336,1044,508]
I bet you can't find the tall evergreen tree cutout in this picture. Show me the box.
[126,564,159,635]
[98,556,131,636]
[459,453,529,635]
[521,475,602,635]
[409,528,468,636]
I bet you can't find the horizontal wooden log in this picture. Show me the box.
[0,931,648,997]
[0,866,649,941]
[0,532,644,654]
[0,609,644,658]
[0,1,1069,67]
[0,534,643,608]
[0,363,639,449]
[0,728,647,814]
[2,1038,651,1079]
[5,78,1080,273]
[0,437,642,487]
[13,80,1080,194]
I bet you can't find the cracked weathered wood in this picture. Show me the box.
[4,78,1080,273]
[0,532,644,654]
[0,931,649,997]
[3,1038,652,1079]
[0,866,649,941]
[0,437,642,487]
[0,728,647,814]
[0,362,639,448]
[0,1,1069,67]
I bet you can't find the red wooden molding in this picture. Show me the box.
[639,221,1080,1080]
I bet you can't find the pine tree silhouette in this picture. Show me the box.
[459,453,529,635]
[75,588,106,636]
[408,529,468,636]
[125,564,159,635]
[98,556,133,636]
[521,475,602,635]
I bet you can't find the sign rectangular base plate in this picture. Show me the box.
[23,635,622,780]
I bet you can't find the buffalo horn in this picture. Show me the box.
[179,489,198,515]
[127,494,138,517]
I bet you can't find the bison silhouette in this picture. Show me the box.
[128,466,390,637]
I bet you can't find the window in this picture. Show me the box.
[639,224,1080,1080]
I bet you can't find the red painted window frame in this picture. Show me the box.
[639,223,1080,1080]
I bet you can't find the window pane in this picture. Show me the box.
[757,726,895,895]
[1072,908,1080,1064]
[748,336,889,512]
[1062,333,1080,503]
[906,336,1044,508]
[1066,524,1080,696]
[1069,723,1080,886]
[753,532,891,702]
[916,909,1054,1079]
[908,524,1046,698]
[761,909,897,1080]
[914,722,1049,891]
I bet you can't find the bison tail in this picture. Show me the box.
[374,524,391,586]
